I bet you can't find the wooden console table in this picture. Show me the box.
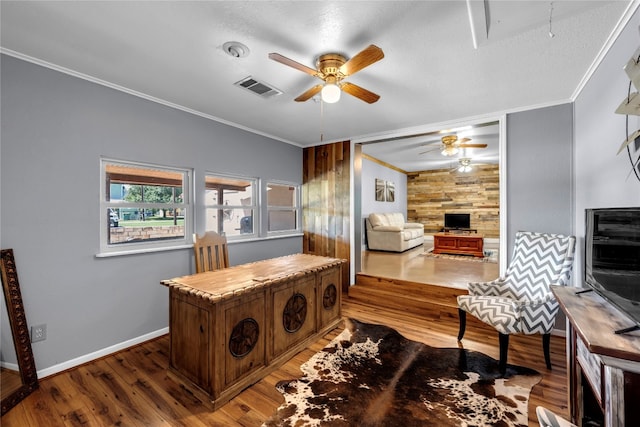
[552,286,640,427]
[433,232,484,257]
[161,253,346,409]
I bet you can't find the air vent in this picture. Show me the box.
[234,76,282,98]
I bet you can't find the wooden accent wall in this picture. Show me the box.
[407,165,500,238]
[302,141,351,289]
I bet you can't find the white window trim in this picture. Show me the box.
[204,171,259,241]
[98,158,194,257]
[266,180,301,236]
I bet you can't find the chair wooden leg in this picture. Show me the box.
[457,309,466,341]
[543,333,552,370]
[499,333,509,375]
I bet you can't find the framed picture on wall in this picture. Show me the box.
[385,181,395,202]
[375,178,386,201]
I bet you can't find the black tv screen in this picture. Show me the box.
[585,207,640,330]
[444,213,470,230]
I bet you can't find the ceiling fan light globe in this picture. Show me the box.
[441,147,458,156]
[321,83,341,103]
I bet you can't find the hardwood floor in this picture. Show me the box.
[360,244,500,289]
[2,248,568,426]
[356,245,568,426]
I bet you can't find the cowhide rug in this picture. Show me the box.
[263,318,541,427]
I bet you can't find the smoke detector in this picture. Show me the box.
[223,41,249,58]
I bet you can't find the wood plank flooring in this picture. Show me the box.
[2,248,569,426]
[360,244,500,289]
[355,245,569,427]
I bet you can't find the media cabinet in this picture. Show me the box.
[433,232,484,257]
[552,286,640,427]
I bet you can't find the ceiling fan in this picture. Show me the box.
[419,134,488,157]
[449,157,494,173]
[268,44,384,104]
[451,158,475,173]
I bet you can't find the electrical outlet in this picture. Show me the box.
[31,324,47,342]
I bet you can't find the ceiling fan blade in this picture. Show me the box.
[294,85,323,102]
[458,144,488,148]
[419,139,443,146]
[618,128,640,154]
[339,44,384,76]
[341,82,380,103]
[418,148,440,155]
[268,52,319,76]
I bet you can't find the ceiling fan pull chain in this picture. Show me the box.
[320,98,325,142]
[548,2,555,38]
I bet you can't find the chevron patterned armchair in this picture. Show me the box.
[457,231,576,374]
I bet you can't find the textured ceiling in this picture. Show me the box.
[1,1,635,171]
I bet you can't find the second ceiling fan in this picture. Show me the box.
[420,135,488,157]
[269,44,384,104]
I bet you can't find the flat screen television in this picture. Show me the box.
[584,207,640,333]
[444,213,470,230]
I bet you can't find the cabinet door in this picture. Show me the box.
[435,236,457,249]
[459,237,482,250]
[319,267,341,329]
[170,292,210,393]
[272,276,317,358]
[223,292,266,388]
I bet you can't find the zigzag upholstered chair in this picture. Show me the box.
[457,231,576,374]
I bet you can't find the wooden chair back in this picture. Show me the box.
[193,231,229,273]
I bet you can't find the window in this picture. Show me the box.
[205,173,257,238]
[100,159,192,254]
[267,182,300,233]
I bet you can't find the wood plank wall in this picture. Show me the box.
[407,165,500,237]
[302,141,351,290]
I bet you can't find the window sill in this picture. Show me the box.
[95,244,192,258]
[228,232,303,244]
[95,234,302,257]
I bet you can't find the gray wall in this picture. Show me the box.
[506,103,574,258]
[505,104,574,331]
[360,157,408,251]
[361,157,408,218]
[1,55,302,373]
[574,9,640,286]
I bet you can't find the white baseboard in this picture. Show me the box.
[1,361,19,371]
[37,327,169,379]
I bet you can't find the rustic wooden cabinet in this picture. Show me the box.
[433,232,484,257]
[552,286,640,427]
[161,254,345,409]
[270,275,317,359]
[169,295,211,392]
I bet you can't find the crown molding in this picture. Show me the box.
[0,48,301,148]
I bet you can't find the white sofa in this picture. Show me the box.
[365,212,424,252]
